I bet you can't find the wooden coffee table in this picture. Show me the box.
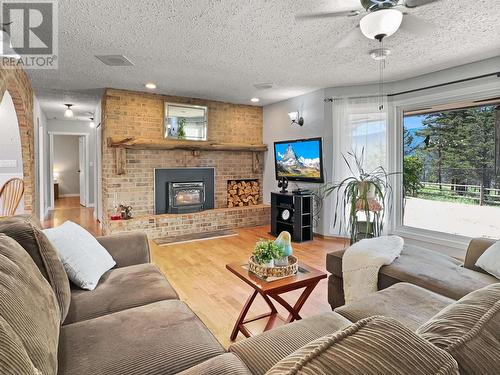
[226,261,327,341]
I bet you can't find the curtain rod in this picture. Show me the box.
[324,71,500,102]
[388,71,500,97]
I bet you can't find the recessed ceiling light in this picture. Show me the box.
[145,82,157,89]
[250,97,260,103]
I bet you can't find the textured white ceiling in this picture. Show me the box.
[30,0,500,112]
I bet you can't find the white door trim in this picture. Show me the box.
[48,132,90,208]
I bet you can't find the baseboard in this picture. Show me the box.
[58,194,80,198]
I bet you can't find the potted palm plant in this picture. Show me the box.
[323,149,396,244]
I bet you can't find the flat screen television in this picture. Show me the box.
[274,137,324,183]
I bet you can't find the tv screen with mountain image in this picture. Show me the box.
[274,137,324,182]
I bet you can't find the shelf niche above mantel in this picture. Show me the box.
[107,137,268,175]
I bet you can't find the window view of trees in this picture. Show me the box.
[403,104,500,237]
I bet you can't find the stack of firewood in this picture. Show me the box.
[227,180,260,207]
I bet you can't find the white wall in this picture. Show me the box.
[0,91,24,213]
[263,56,500,240]
[33,95,48,218]
[263,89,336,235]
[45,119,96,208]
[53,135,80,196]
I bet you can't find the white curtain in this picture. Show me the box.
[331,95,389,234]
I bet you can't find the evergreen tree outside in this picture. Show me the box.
[403,105,498,205]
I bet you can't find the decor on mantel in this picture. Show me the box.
[164,102,208,141]
[177,118,186,139]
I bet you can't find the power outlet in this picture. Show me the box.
[0,160,17,168]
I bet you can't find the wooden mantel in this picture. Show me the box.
[108,137,267,175]
[108,137,268,152]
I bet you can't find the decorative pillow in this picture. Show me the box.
[0,317,42,375]
[43,221,116,290]
[0,214,71,323]
[475,241,500,279]
[0,234,60,375]
[417,283,500,375]
[266,316,459,375]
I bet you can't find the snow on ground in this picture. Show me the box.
[404,198,500,239]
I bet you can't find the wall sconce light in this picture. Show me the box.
[288,111,304,126]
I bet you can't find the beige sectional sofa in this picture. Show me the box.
[326,238,499,308]
[1,214,499,374]
[0,215,249,375]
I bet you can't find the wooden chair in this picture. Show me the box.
[0,178,25,216]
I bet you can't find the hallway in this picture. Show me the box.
[42,197,101,236]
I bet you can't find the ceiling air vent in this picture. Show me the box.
[95,55,134,67]
[253,82,274,90]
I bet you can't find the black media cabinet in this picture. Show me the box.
[270,192,313,243]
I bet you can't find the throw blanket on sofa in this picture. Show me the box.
[342,236,404,304]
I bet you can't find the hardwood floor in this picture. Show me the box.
[42,197,102,236]
[41,202,347,348]
[151,226,347,348]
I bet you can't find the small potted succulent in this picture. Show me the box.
[252,239,285,267]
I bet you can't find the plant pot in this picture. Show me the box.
[357,182,377,199]
[274,257,289,267]
[261,260,274,268]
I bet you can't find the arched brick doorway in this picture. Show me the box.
[0,67,35,214]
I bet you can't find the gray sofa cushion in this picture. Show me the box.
[230,312,352,375]
[176,353,252,375]
[64,263,178,324]
[0,316,41,375]
[327,245,497,301]
[335,282,455,331]
[266,316,459,375]
[96,232,151,268]
[417,283,500,375]
[0,214,71,323]
[0,234,60,375]
[58,300,225,375]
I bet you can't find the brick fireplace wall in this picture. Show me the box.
[101,89,270,238]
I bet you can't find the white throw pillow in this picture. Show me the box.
[43,221,116,290]
[475,240,500,279]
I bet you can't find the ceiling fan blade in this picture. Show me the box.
[334,25,363,49]
[404,0,440,8]
[400,14,435,35]
[295,10,360,20]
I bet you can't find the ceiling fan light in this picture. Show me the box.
[359,9,403,40]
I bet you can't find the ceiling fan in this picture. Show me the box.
[296,0,438,47]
